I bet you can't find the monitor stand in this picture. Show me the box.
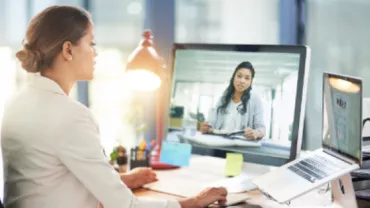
[331,173,358,208]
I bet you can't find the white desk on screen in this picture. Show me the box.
[169,131,292,166]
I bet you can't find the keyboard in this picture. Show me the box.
[288,154,346,183]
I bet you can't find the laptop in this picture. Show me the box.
[253,72,362,203]
[362,98,370,153]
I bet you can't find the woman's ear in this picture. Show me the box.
[62,41,73,61]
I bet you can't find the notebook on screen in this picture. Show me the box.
[180,132,261,147]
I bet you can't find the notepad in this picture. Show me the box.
[180,132,261,147]
[160,141,192,166]
[206,129,245,137]
[224,153,243,177]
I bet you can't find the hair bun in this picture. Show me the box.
[15,44,42,73]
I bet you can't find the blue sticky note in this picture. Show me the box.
[160,141,192,166]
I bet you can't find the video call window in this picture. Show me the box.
[170,49,300,141]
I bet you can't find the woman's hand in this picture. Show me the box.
[120,167,158,189]
[200,122,212,134]
[244,128,259,140]
[179,187,227,208]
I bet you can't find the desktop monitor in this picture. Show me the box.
[165,44,310,166]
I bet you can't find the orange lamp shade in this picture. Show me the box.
[125,30,165,92]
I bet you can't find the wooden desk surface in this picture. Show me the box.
[133,155,332,208]
[134,188,182,200]
[134,188,265,208]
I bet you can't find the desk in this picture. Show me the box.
[134,155,332,207]
[134,188,264,208]
[171,132,291,166]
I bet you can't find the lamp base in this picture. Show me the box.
[150,146,179,170]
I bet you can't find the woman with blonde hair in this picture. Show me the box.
[1,5,226,208]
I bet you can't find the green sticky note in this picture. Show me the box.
[224,153,243,177]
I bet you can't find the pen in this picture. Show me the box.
[139,140,146,150]
[150,140,156,151]
[204,123,213,134]
[146,141,151,151]
[138,140,146,160]
[204,123,212,128]
[131,148,136,161]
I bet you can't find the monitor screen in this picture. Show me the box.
[166,44,309,166]
[322,73,362,164]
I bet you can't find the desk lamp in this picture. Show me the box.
[125,30,178,169]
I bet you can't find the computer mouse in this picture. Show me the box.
[227,177,258,193]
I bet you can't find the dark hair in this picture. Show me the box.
[15,5,92,73]
[217,61,255,115]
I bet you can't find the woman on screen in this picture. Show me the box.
[200,61,266,140]
[1,5,227,208]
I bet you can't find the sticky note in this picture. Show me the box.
[160,141,192,166]
[224,153,243,177]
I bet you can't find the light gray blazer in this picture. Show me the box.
[208,91,266,136]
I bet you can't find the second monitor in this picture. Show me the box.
[167,44,310,166]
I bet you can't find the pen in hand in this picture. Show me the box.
[200,122,213,133]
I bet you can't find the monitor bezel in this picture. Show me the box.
[322,72,363,165]
[169,43,310,165]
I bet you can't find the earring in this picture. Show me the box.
[69,57,73,61]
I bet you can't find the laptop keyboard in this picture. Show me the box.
[288,154,346,183]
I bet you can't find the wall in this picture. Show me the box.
[305,0,370,149]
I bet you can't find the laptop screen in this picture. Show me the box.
[322,73,362,164]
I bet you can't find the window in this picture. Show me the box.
[176,0,279,44]
[89,0,145,153]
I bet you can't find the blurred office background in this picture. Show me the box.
[1,0,370,154]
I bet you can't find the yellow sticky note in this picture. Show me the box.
[224,153,243,177]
